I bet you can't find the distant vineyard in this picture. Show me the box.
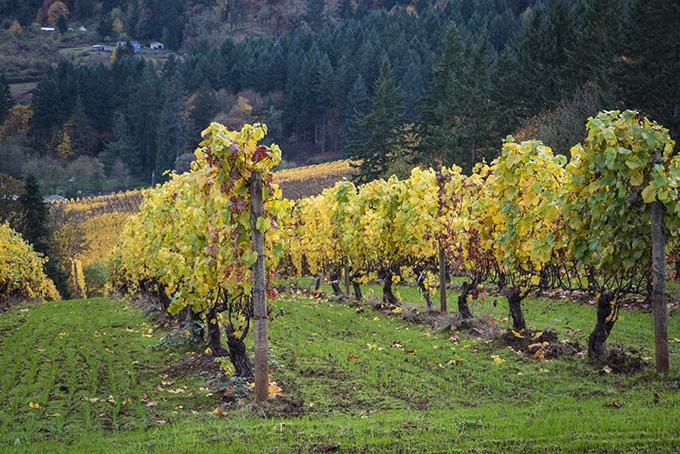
[273,160,357,199]
[49,189,147,219]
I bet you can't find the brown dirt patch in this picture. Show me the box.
[595,348,649,375]
[497,329,581,360]
[165,353,222,379]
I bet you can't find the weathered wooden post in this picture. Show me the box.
[250,172,268,403]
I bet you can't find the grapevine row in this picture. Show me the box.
[283,111,679,359]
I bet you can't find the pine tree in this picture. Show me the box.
[156,74,188,181]
[0,73,14,124]
[613,0,680,142]
[414,26,501,172]
[19,174,70,299]
[347,59,408,184]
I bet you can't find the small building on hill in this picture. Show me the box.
[150,41,164,51]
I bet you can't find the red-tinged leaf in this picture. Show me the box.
[323,444,340,452]
[252,145,268,163]
[348,354,358,359]
[405,349,417,355]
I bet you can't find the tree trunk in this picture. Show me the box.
[651,198,670,373]
[414,265,434,311]
[250,172,268,403]
[224,322,254,379]
[457,281,474,319]
[507,287,526,331]
[379,268,399,306]
[587,291,617,357]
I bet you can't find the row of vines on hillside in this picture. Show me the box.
[284,111,678,370]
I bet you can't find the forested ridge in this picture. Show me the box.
[0,0,677,194]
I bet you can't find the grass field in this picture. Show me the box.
[1,283,679,453]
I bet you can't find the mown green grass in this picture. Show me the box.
[1,284,679,453]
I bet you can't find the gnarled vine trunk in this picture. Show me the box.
[205,307,253,379]
[379,267,399,306]
[329,267,343,297]
[457,281,474,319]
[587,291,617,357]
[507,287,526,331]
[225,322,254,379]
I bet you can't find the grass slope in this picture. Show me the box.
[1,288,679,453]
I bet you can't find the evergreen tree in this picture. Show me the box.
[496,0,577,121]
[400,59,424,122]
[562,0,624,92]
[0,73,14,124]
[18,174,70,298]
[155,74,188,181]
[188,82,219,142]
[613,0,680,142]
[346,59,408,184]
[98,14,114,41]
[413,24,463,168]
[415,26,501,172]
[103,114,137,175]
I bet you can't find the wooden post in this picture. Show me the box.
[250,172,269,403]
[651,197,670,373]
[344,264,350,297]
[439,241,447,313]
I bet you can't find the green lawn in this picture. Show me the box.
[1,284,679,453]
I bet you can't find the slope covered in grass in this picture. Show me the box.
[1,290,679,453]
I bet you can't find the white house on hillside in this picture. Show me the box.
[150,41,164,50]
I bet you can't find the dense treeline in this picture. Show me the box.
[0,0,677,192]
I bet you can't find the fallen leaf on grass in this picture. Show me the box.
[107,395,116,404]
[80,396,99,403]
[98,411,109,418]
[166,388,185,394]
[405,349,417,355]
[28,402,40,409]
[491,356,506,365]
[601,366,612,374]
[145,401,159,407]
[323,444,340,452]
[156,420,166,424]
[269,382,283,397]
[391,341,403,349]
[606,401,623,408]
[348,354,358,359]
